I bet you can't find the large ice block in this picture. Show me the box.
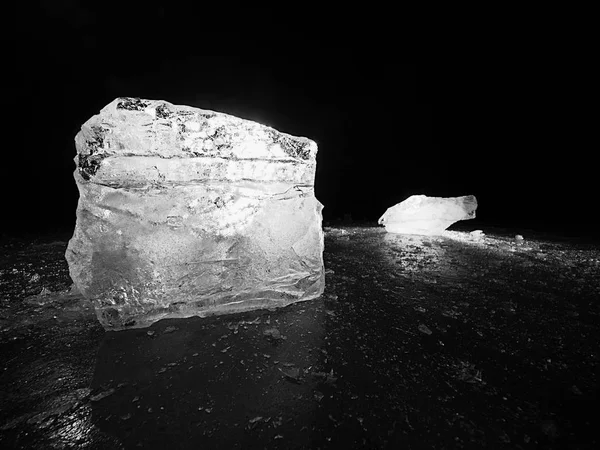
[66,98,325,330]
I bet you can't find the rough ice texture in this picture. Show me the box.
[378,195,477,235]
[66,98,325,331]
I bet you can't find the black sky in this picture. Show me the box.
[4,2,595,237]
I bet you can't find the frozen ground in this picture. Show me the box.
[1,225,599,449]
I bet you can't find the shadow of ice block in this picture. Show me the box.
[66,98,325,331]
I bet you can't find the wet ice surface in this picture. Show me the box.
[1,226,599,449]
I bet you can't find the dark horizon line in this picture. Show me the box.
[1,217,597,243]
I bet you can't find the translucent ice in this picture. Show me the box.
[66,98,325,330]
[379,195,477,236]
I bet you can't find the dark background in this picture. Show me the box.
[4,2,595,237]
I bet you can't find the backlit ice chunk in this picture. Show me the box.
[379,195,477,236]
